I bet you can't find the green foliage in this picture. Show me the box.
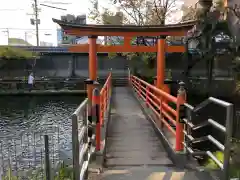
[205,151,224,169]
[54,161,73,180]
[0,46,38,60]
[8,38,32,46]
[204,139,240,178]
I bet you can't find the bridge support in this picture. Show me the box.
[156,36,166,89]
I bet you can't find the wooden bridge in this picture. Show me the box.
[53,18,234,180]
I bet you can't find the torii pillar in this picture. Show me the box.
[86,35,98,106]
[156,36,166,90]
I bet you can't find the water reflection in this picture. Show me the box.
[0,95,82,134]
[0,95,83,175]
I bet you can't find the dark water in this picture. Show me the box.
[0,95,85,175]
[0,95,83,135]
[0,95,84,157]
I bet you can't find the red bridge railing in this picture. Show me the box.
[129,75,186,151]
[100,72,112,126]
[94,72,112,151]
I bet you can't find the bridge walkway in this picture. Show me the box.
[101,87,213,180]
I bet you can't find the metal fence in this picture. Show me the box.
[0,125,71,180]
[183,97,234,180]
[72,98,95,180]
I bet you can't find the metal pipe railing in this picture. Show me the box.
[72,98,90,180]
[183,98,234,180]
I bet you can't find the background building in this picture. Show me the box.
[59,14,87,45]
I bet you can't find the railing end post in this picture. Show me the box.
[176,81,186,152]
[92,87,101,151]
[94,80,100,85]
[177,81,186,103]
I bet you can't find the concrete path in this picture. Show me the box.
[105,87,172,167]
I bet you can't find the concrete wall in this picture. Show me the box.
[0,53,129,79]
[0,53,233,78]
[0,53,236,96]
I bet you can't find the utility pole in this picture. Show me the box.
[24,32,28,43]
[2,28,9,45]
[34,0,39,46]
[28,0,68,46]
[28,0,40,46]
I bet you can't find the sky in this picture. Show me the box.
[0,0,184,46]
[0,0,93,46]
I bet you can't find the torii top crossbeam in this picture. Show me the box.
[53,18,196,36]
[53,18,196,53]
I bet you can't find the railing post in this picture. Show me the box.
[137,80,141,96]
[85,79,94,124]
[83,101,89,180]
[223,103,234,180]
[128,68,131,85]
[100,93,103,126]
[146,86,150,107]
[44,135,51,180]
[92,87,101,151]
[72,114,80,180]
[176,81,186,152]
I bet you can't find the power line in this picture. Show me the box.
[0,9,25,11]
[40,1,72,5]
[39,4,67,10]
[0,28,56,31]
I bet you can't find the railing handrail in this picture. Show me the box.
[100,72,112,95]
[183,97,234,180]
[72,98,89,180]
[130,74,186,151]
[73,98,88,115]
[131,75,178,103]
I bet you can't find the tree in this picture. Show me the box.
[0,47,39,76]
[181,5,204,22]
[89,0,179,78]
[112,0,178,25]
[0,46,38,60]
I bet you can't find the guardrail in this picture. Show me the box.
[130,75,186,151]
[183,97,234,180]
[72,99,91,180]
[71,72,112,180]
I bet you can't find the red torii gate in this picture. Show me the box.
[53,18,195,103]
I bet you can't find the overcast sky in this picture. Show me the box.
[0,0,94,45]
[0,0,183,46]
